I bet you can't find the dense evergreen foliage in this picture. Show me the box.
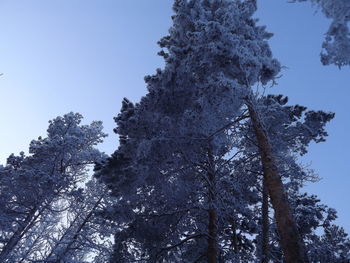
[0,113,114,262]
[1,0,349,262]
[293,0,350,67]
[95,0,348,262]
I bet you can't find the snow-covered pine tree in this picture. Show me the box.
[94,0,316,262]
[293,0,350,67]
[267,193,350,262]
[0,112,107,262]
[233,95,335,262]
[309,224,350,262]
[154,0,309,262]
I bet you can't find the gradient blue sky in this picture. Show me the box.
[0,1,349,232]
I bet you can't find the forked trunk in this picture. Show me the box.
[246,100,308,263]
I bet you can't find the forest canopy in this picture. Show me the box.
[0,0,349,262]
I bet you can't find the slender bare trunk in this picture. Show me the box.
[18,233,42,263]
[0,193,59,262]
[246,100,308,263]
[207,150,217,263]
[0,208,37,262]
[44,212,81,262]
[53,196,104,262]
[261,177,269,263]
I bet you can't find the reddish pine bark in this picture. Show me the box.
[247,101,309,263]
[261,178,269,263]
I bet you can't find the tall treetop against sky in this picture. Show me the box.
[0,0,349,233]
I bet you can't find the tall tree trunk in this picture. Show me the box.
[207,149,217,263]
[246,100,308,263]
[261,177,269,263]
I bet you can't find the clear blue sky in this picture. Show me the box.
[0,0,349,232]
